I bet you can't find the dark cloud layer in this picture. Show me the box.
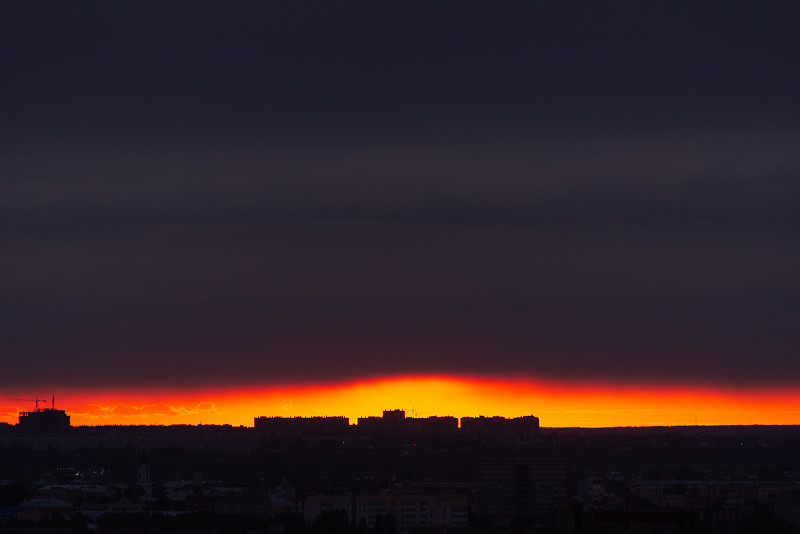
[2,2,800,390]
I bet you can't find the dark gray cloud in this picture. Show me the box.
[3,1,800,141]
[2,2,800,390]
[3,133,799,233]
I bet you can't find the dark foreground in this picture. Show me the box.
[2,425,800,532]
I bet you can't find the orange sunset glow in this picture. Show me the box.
[3,376,800,428]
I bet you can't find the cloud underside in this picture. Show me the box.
[78,402,220,420]
[1,133,799,389]
[2,3,800,391]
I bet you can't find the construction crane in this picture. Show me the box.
[6,395,47,411]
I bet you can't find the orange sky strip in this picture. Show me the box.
[3,376,799,428]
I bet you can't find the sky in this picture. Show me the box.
[2,2,800,426]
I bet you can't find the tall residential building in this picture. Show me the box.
[18,407,70,435]
[476,461,568,526]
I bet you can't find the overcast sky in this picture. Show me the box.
[2,1,800,391]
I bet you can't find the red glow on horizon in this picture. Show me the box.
[2,375,800,428]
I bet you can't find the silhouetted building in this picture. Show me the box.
[106,498,143,513]
[476,461,568,526]
[18,498,72,521]
[411,416,458,436]
[382,409,406,433]
[304,492,355,524]
[213,488,270,518]
[357,410,459,437]
[355,489,468,534]
[137,447,152,492]
[17,408,70,435]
